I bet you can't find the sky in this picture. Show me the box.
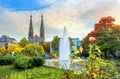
[0,0,120,42]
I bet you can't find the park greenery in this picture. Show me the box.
[81,16,120,58]
[0,38,45,57]
[70,37,119,79]
[19,37,29,48]
[0,16,120,79]
[0,65,78,79]
[51,36,60,56]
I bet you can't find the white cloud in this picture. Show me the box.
[0,0,120,42]
[35,0,57,6]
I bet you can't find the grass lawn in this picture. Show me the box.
[0,65,75,79]
[0,60,120,79]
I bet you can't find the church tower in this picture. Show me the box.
[28,15,34,44]
[40,14,45,43]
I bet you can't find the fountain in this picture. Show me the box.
[59,27,70,69]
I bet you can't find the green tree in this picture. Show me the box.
[96,29,120,58]
[82,16,120,58]
[22,44,45,56]
[69,37,74,46]
[69,37,75,53]
[51,36,60,55]
[19,38,29,48]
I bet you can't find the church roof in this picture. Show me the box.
[0,35,17,43]
[34,35,40,38]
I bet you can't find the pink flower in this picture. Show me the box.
[89,37,95,42]
[79,46,83,53]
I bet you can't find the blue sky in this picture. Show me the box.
[0,0,120,42]
[0,0,51,11]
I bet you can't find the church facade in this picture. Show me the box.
[28,15,45,45]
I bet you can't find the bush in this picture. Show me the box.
[32,56,45,67]
[14,56,33,69]
[14,56,45,69]
[0,55,15,65]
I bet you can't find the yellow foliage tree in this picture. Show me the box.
[7,44,22,54]
[0,47,6,55]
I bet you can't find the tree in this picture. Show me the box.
[21,44,45,56]
[85,16,115,48]
[19,37,29,48]
[39,41,46,52]
[82,16,120,58]
[45,42,51,53]
[7,44,22,54]
[69,37,74,46]
[96,29,120,58]
[94,16,115,32]
[51,36,60,55]
[112,25,120,40]
[0,47,6,55]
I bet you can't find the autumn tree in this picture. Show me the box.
[94,16,115,32]
[0,47,6,55]
[85,16,116,48]
[45,42,51,53]
[7,44,22,54]
[82,16,120,58]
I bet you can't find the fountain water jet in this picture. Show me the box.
[59,27,70,69]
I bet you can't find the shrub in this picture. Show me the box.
[14,56,33,69]
[32,56,45,67]
[0,55,15,65]
[14,56,45,69]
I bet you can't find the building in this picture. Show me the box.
[28,14,45,44]
[0,35,18,48]
[71,38,81,52]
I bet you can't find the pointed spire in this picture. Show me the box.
[40,14,45,43]
[29,14,34,37]
[28,14,34,44]
[30,14,33,29]
[41,14,43,28]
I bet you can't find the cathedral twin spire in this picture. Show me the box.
[40,15,45,43]
[29,15,34,38]
[28,14,45,44]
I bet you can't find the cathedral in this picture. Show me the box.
[28,14,45,45]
